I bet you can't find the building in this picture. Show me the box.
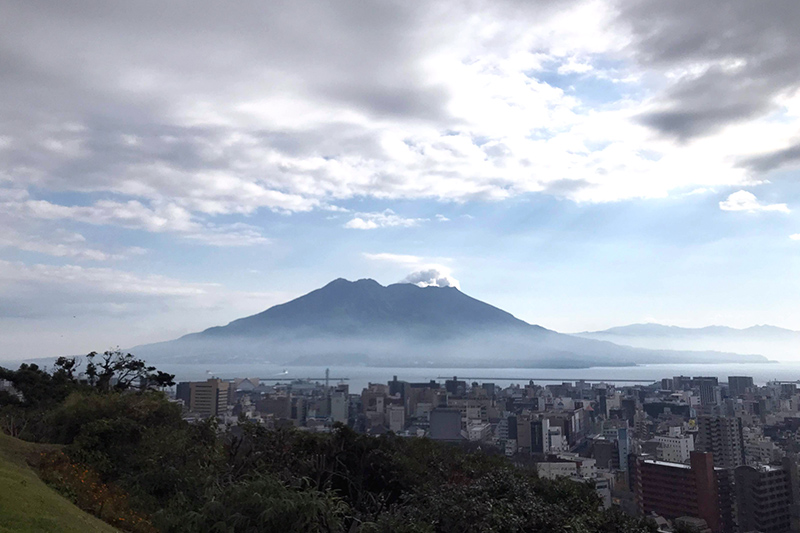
[696,416,745,469]
[655,432,695,464]
[617,427,631,472]
[735,460,800,533]
[632,451,734,533]
[175,381,192,406]
[695,377,720,408]
[429,408,462,441]
[728,376,754,398]
[188,378,232,418]
[330,392,349,424]
[387,405,405,433]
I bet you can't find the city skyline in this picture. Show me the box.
[3,1,800,359]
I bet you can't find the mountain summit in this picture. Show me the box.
[132,279,768,367]
[198,278,535,338]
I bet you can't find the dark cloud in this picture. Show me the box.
[620,0,800,140]
[740,143,800,173]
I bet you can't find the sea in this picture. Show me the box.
[153,361,796,392]
[7,358,800,392]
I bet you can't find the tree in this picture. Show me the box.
[54,356,80,380]
[85,349,157,391]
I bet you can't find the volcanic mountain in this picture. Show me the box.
[132,279,769,367]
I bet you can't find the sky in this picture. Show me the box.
[2,0,800,360]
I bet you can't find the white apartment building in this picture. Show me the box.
[655,433,694,463]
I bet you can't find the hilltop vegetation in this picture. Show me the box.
[1,355,656,533]
[0,432,117,533]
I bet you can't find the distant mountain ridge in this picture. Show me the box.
[579,323,799,338]
[576,323,798,360]
[131,279,770,367]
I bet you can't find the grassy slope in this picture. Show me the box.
[0,432,117,533]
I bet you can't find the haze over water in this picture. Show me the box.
[157,362,791,393]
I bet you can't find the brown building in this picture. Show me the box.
[188,378,232,418]
[632,451,734,533]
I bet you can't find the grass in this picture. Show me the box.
[0,432,118,533]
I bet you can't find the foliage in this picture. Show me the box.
[83,349,174,391]
[0,431,117,533]
[1,356,658,533]
[37,450,155,532]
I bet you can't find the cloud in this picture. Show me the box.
[2,0,791,232]
[719,191,790,213]
[620,0,800,141]
[0,229,142,261]
[362,253,425,267]
[791,234,800,241]
[401,268,460,289]
[5,198,269,246]
[0,258,293,358]
[363,252,460,288]
[740,143,800,173]
[344,210,424,230]
[435,214,450,222]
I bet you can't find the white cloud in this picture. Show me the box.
[3,0,797,232]
[363,252,460,289]
[719,190,790,213]
[344,210,424,230]
[0,230,139,261]
[435,214,450,222]
[362,252,426,267]
[790,234,800,241]
[5,198,270,246]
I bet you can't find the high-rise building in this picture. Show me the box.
[696,416,745,469]
[330,392,349,424]
[531,418,550,454]
[695,377,720,408]
[188,378,232,418]
[618,427,631,473]
[632,451,734,533]
[728,376,754,398]
[674,376,693,391]
[735,460,800,533]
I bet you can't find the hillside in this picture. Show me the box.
[132,279,769,367]
[0,432,118,533]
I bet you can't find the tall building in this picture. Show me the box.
[188,378,232,418]
[696,416,745,469]
[674,376,693,391]
[695,377,720,408]
[531,418,550,454]
[330,392,349,424]
[617,427,631,473]
[735,460,800,533]
[728,376,754,398]
[632,451,734,533]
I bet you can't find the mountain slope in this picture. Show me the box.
[132,280,769,367]
[197,278,536,338]
[0,432,118,533]
[576,323,799,360]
